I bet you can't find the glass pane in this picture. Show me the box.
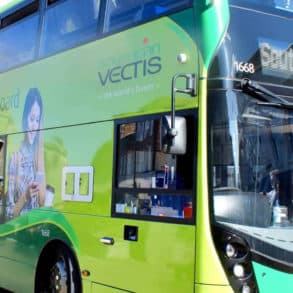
[209,90,293,262]
[115,191,192,219]
[104,0,191,33]
[40,0,100,57]
[117,119,182,189]
[0,0,35,16]
[0,14,39,71]
[232,0,293,12]
[104,0,143,33]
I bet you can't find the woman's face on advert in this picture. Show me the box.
[27,101,41,144]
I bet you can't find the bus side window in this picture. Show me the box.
[103,0,143,33]
[0,1,39,72]
[141,0,192,19]
[104,0,192,33]
[40,0,100,57]
[113,114,196,222]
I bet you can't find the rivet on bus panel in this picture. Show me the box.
[177,53,188,64]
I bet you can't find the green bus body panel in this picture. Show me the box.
[5,121,114,217]
[253,262,293,292]
[91,282,132,293]
[68,214,196,293]
[0,16,198,135]
[194,0,230,69]
[194,0,231,287]
[195,283,233,293]
[0,12,201,293]
[0,2,238,293]
[0,208,78,292]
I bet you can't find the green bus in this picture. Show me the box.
[0,0,292,292]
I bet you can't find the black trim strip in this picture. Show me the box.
[252,250,293,274]
[1,0,39,29]
[213,223,293,274]
[206,77,293,99]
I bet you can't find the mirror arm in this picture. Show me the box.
[170,73,196,140]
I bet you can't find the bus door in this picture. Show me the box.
[92,113,197,293]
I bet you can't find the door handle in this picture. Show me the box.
[100,237,114,245]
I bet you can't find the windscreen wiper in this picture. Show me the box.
[240,78,293,109]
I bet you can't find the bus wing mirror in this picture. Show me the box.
[161,115,187,155]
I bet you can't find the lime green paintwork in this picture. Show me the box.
[195,283,234,293]
[0,207,79,292]
[0,9,201,293]
[0,16,198,135]
[194,0,231,287]
[253,262,293,292]
[0,2,243,293]
[91,282,131,293]
[194,0,230,69]
[68,215,196,293]
[195,78,231,287]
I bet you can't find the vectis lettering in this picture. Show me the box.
[98,56,162,86]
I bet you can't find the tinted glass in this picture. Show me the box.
[209,89,293,263]
[114,115,196,222]
[210,5,293,89]
[104,0,192,33]
[209,2,293,266]
[231,0,293,13]
[40,0,100,57]
[0,13,39,71]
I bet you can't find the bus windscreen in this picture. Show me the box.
[231,0,293,13]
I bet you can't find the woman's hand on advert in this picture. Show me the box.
[26,181,40,201]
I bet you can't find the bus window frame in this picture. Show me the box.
[112,111,197,225]
[103,0,193,35]
[0,7,40,72]
[0,0,193,73]
[0,0,39,28]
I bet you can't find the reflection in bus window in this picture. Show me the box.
[40,0,100,57]
[114,115,196,222]
[104,0,192,33]
[0,14,39,72]
[210,90,293,227]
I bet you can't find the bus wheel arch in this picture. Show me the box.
[35,240,81,293]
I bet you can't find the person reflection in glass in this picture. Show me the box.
[259,164,279,207]
[6,88,46,218]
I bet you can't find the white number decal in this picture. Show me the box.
[234,61,255,74]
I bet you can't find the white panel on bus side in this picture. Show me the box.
[61,166,94,202]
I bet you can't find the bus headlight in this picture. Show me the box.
[212,227,259,293]
[233,263,245,278]
[225,243,236,258]
[242,283,252,293]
